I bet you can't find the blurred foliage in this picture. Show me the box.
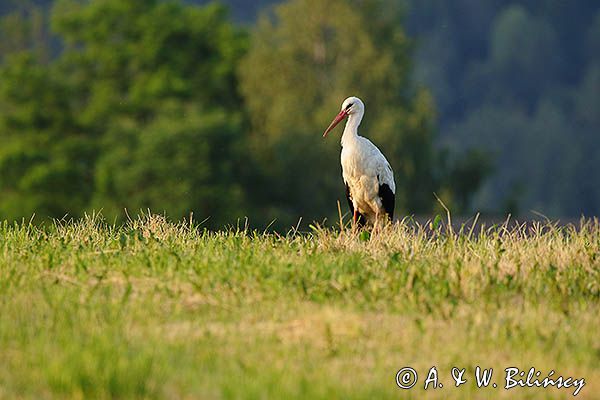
[0,0,507,227]
[406,0,600,216]
[51,0,248,226]
[0,54,92,218]
[0,0,250,227]
[2,0,598,223]
[0,2,50,63]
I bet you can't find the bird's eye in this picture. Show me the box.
[346,103,353,110]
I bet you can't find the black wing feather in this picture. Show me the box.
[378,181,395,221]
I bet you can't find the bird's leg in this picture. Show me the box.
[353,210,358,230]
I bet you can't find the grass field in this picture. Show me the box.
[0,214,598,399]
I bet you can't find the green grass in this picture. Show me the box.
[0,214,599,399]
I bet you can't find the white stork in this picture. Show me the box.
[323,96,396,226]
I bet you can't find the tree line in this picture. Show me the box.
[200,0,600,218]
[0,0,491,228]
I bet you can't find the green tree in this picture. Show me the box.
[0,54,94,219]
[0,0,249,225]
[93,104,245,226]
[53,0,248,225]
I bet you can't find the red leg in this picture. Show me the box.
[353,209,358,224]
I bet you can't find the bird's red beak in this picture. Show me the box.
[323,109,348,137]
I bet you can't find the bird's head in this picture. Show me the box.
[323,96,364,137]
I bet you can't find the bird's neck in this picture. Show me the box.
[341,113,362,147]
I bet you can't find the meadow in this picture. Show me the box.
[0,214,598,399]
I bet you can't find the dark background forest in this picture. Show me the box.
[0,0,598,229]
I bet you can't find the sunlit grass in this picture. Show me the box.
[0,214,598,399]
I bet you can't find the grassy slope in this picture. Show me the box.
[0,215,598,399]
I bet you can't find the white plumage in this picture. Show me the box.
[323,96,396,225]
